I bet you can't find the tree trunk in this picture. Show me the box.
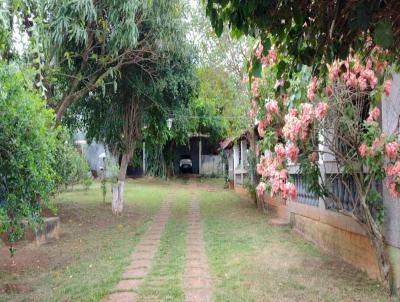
[359,196,397,296]
[112,152,131,215]
[362,202,397,296]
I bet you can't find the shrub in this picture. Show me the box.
[55,133,91,191]
[0,64,59,249]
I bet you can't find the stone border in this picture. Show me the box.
[183,197,213,302]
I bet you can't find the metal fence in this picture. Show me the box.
[291,174,319,207]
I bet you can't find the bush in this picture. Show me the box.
[55,133,91,191]
[0,64,59,248]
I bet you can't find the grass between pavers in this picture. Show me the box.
[199,189,390,302]
[0,179,168,302]
[137,187,189,301]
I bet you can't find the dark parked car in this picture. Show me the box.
[179,155,193,173]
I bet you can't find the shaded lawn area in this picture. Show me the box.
[199,189,390,302]
[0,178,391,301]
[0,179,169,302]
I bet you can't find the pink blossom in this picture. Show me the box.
[367,107,380,123]
[286,182,297,200]
[287,144,299,163]
[268,49,277,65]
[282,114,301,141]
[384,80,391,97]
[371,137,385,155]
[385,142,398,161]
[358,77,368,91]
[258,120,266,138]
[376,61,386,76]
[300,103,314,123]
[358,144,368,158]
[274,143,286,158]
[265,100,279,114]
[254,42,263,59]
[256,182,266,197]
[308,152,317,162]
[261,55,267,66]
[325,86,333,97]
[256,163,264,175]
[307,77,318,101]
[279,169,288,180]
[251,79,258,97]
[315,102,328,121]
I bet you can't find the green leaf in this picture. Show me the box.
[251,58,262,78]
[374,22,393,49]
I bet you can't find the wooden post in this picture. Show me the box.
[142,141,146,175]
[199,138,202,175]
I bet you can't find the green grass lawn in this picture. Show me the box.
[0,179,168,302]
[0,178,391,301]
[199,189,389,302]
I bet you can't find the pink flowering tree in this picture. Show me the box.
[251,43,397,290]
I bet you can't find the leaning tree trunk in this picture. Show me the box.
[112,152,132,215]
[359,198,397,296]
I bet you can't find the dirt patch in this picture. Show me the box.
[0,245,49,273]
[1,283,32,294]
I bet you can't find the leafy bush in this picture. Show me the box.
[55,133,91,191]
[0,64,59,248]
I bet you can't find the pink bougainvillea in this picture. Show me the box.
[307,77,318,101]
[384,80,391,97]
[367,107,380,123]
[268,49,277,65]
[385,142,398,161]
[358,143,368,158]
[253,47,398,202]
[274,143,286,158]
[315,102,328,121]
[287,144,299,163]
[265,100,279,114]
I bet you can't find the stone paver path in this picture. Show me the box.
[102,198,171,302]
[183,196,213,302]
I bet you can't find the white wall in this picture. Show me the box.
[381,73,400,248]
[201,155,223,176]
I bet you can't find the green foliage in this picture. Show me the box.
[56,133,91,191]
[0,63,58,247]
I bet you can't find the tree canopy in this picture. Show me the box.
[206,0,400,76]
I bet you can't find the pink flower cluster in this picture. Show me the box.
[386,162,400,198]
[256,152,297,200]
[307,77,318,101]
[359,138,400,198]
[282,102,328,142]
[366,107,380,123]
[327,57,389,92]
[254,42,263,59]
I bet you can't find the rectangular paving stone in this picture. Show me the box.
[123,267,149,279]
[115,279,143,291]
[185,288,212,302]
[184,277,212,289]
[102,291,138,302]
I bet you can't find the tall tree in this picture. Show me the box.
[66,0,197,213]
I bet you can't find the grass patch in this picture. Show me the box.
[137,188,189,301]
[199,189,389,302]
[0,179,167,302]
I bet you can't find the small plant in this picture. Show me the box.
[83,174,93,191]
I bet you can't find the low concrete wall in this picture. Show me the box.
[1,217,60,246]
[264,196,400,288]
